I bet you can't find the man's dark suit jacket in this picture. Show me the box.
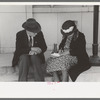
[59,32,91,82]
[12,30,47,67]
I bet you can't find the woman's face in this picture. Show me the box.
[61,26,74,37]
[62,26,74,33]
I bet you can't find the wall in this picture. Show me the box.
[0,5,100,53]
[0,5,32,53]
[32,5,100,50]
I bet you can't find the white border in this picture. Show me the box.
[0,82,100,98]
[0,2,100,5]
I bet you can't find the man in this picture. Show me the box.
[12,18,47,81]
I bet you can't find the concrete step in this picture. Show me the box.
[76,67,100,82]
[0,52,52,82]
[0,49,100,82]
[0,65,100,82]
[0,66,18,82]
[0,66,53,82]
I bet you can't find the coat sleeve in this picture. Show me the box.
[70,34,86,56]
[36,32,47,54]
[16,32,30,55]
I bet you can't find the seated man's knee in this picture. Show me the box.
[20,54,29,61]
[31,55,39,60]
[30,55,41,63]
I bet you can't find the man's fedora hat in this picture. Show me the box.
[22,18,41,33]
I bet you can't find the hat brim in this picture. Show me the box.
[62,20,75,30]
[22,21,41,33]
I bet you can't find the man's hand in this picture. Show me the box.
[29,51,37,55]
[29,47,42,55]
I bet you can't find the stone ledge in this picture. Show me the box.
[76,67,100,82]
[0,66,100,82]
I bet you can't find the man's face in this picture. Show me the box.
[26,30,37,37]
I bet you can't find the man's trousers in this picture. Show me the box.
[18,54,44,81]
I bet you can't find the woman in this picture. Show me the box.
[46,20,91,82]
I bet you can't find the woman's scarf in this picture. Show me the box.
[59,29,79,50]
[59,36,67,50]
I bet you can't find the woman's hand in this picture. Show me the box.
[58,49,64,54]
[50,53,60,58]
[60,50,69,56]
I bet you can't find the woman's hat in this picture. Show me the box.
[61,20,76,36]
[22,18,41,33]
[62,20,76,30]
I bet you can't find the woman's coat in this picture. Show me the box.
[68,32,91,81]
[59,31,91,82]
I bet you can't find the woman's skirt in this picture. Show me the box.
[46,54,78,73]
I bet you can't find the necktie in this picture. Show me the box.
[29,36,32,47]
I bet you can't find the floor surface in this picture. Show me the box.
[0,49,100,82]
